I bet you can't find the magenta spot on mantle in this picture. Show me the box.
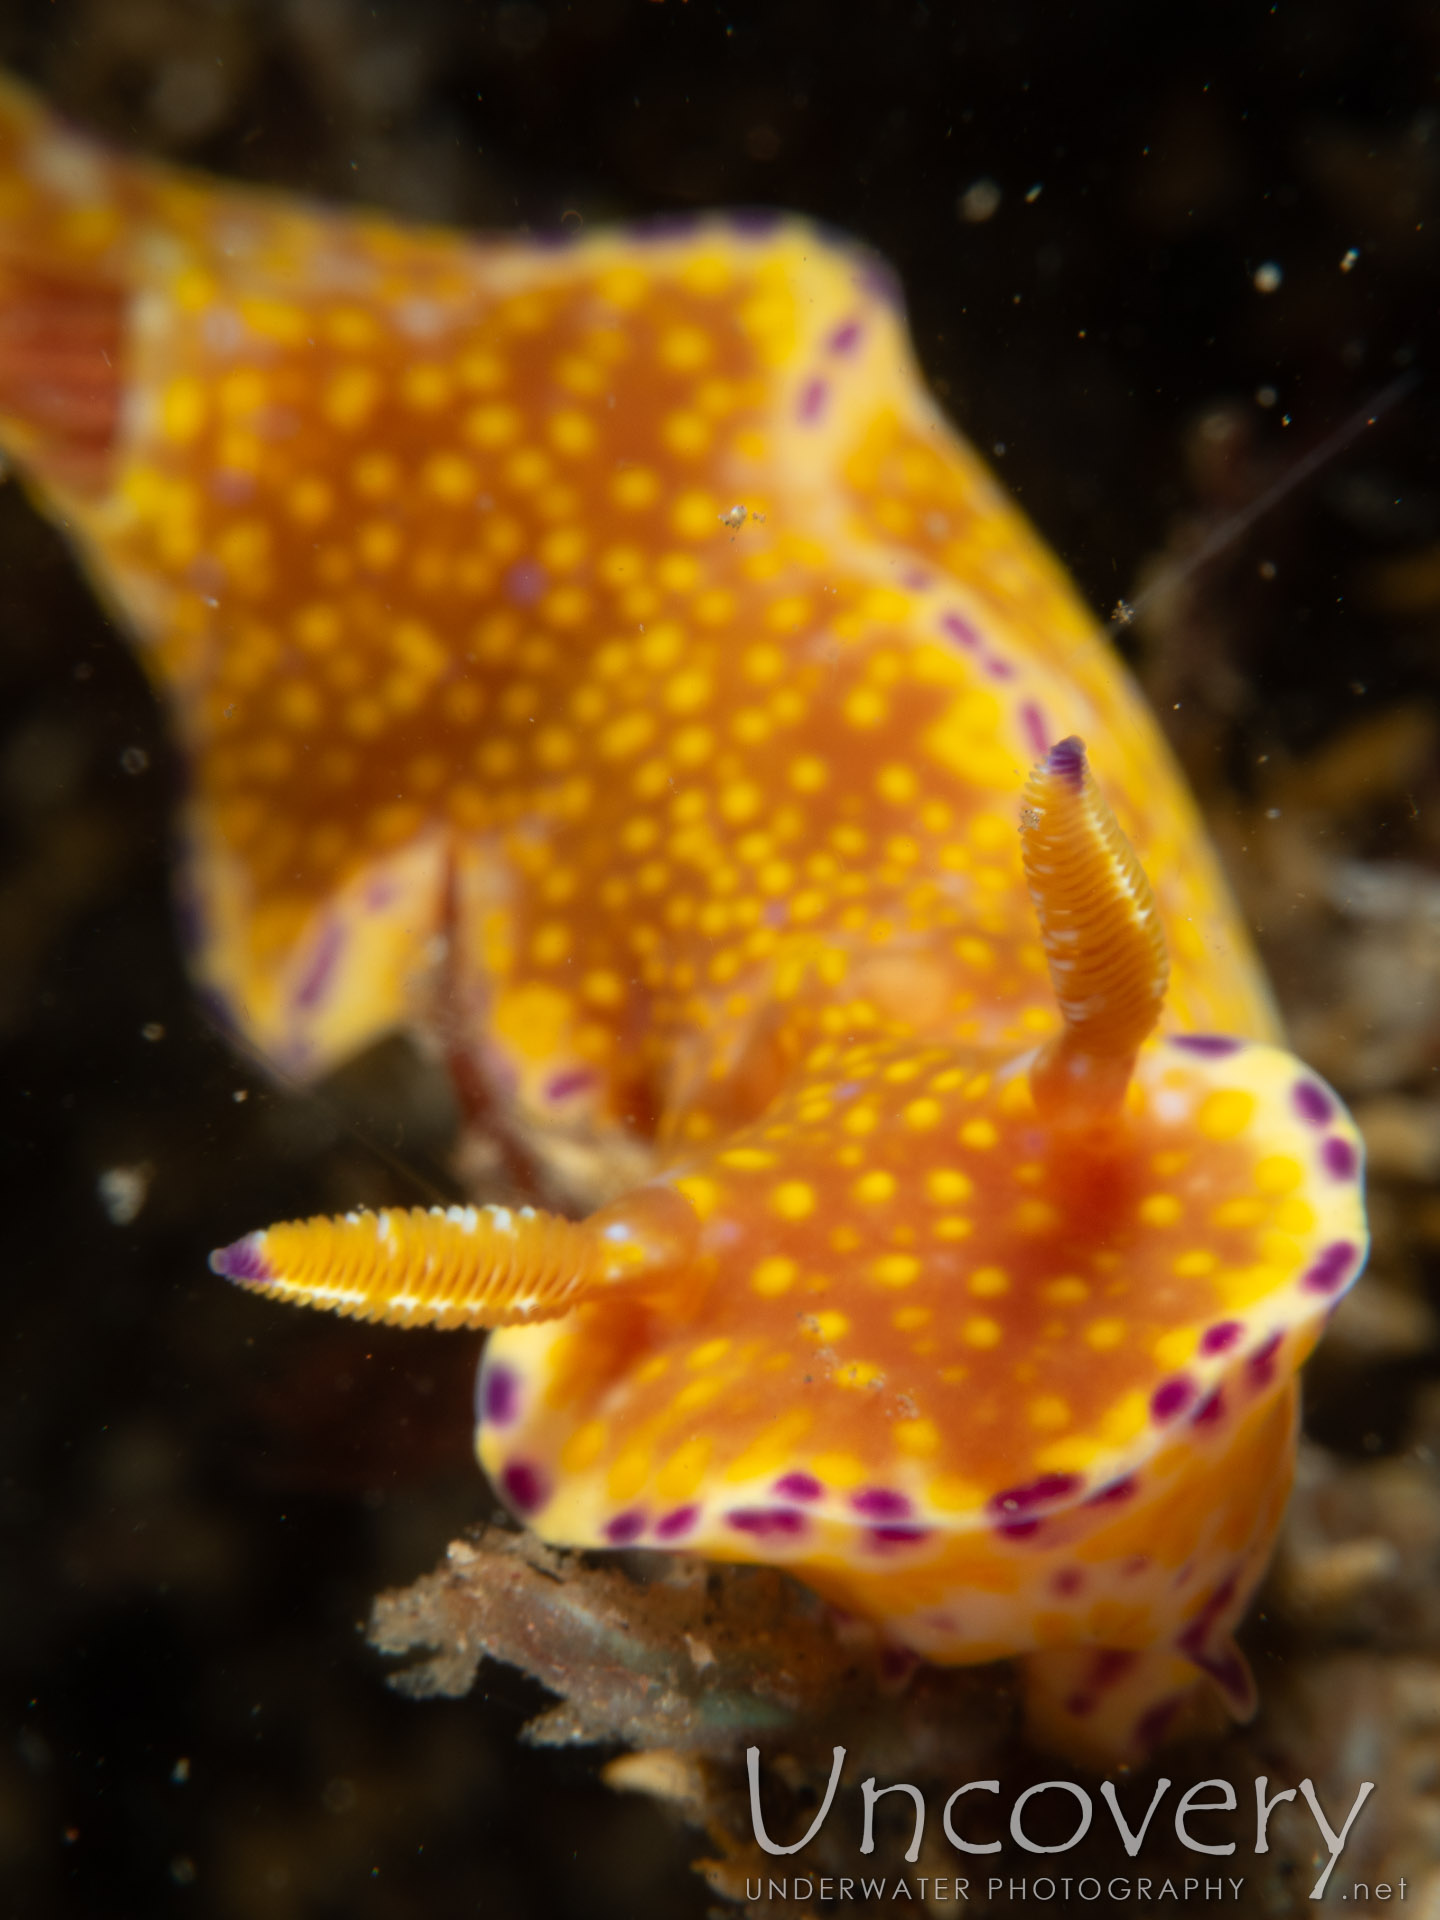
[655,1504,699,1540]
[1020,701,1049,757]
[773,1471,823,1502]
[1052,1567,1084,1597]
[605,1508,646,1545]
[1085,1475,1136,1508]
[852,1487,911,1520]
[827,317,864,355]
[294,920,344,1010]
[1171,1034,1242,1057]
[504,558,547,607]
[1292,1079,1334,1127]
[869,1524,932,1550]
[940,610,982,650]
[797,376,828,423]
[983,655,1016,681]
[1322,1135,1358,1180]
[481,1364,520,1427]
[546,1066,597,1102]
[1200,1320,1242,1356]
[1192,1388,1225,1427]
[1152,1375,1196,1422]
[990,1472,1080,1517]
[499,1459,548,1516]
[1302,1240,1357,1295]
[1248,1332,1283,1388]
[726,1507,806,1539]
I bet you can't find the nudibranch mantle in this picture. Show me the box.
[0,76,1368,1761]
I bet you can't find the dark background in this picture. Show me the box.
[0,1,1437,1915]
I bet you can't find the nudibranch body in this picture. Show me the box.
[0,77,1366,1760]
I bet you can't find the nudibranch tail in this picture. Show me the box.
[1020,736,1170,1121]
[209,1188,699,1330]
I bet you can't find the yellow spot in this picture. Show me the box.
[1014,1199,1061,1233]
[352,451,399,497]
[423,452,477,503]
[665,669,712,714]
[928,1473,984,1513]
[876,764,918,806]
[1256,1154,1304,1195]
[1198,1090,1257,1141]
[1213,1197,1264,1229]
[324,365,380,429]
[790,755,828,793]
[843,686,887,728]
[1042,1276,1089,1304]
[662,411,710,457]
[1274,1197,1317,1235]
[687,1338,732,1372]
[837,1359,883,1389]
[895,1418,941,1456]
[1085,1318,1126,1351]
[842,1105,879,1136]
[959,1119,998,1150]
[962,1316,1002,1348]
[674,1176,721,1220]
[721,1147,778,1171]
[752,1255,798,1297]
[871,1252,921,1288]
[1154,1329,1193,1368]
[1028,1396,1071,1431]
[807,1310,850,1341]
[1138,1194,1183,1228]
[772,1181,816,1222]
[902,1097,943,1131]
[161,377,206,443]
[464,402,523,449]
[1174,1249,1218,1277]
[549,409,597,456]
[853,1170,896,1205]
[968,1267,1009,1298]
[925,1168,973,1205]
[560,1420,608,1472]
[1102,1391,1149,1446]
[581,970,624,1008]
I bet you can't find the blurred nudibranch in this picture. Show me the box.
[0,75,1366,1761]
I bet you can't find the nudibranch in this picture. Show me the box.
[0,76,1366,1761]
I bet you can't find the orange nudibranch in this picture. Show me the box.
[0,75,1366,1762]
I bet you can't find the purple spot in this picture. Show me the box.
[499,1459,548,1516]
[999,1518,1042,1541]
[900,566,932,590]
[294,920,344,1011]
[827,318,864,355]
[1293,1080,1334,1127]
[655,1504,699,1540]
[1248,1331,1283,1388]
[545,1066,597,1102]
[1171,1034,1243,1057]
[1151,1375,1196,1423]
[364,877,399,912]
[869,1525,932,1549]
[1085,1475,1136,1508]
[1302,1240,1357,1296]
[852,1487,911,1520]
[1045,736,1086,789]
[504,559,547,607]
[1092,1649,1139,1689]
[728,207,785,236]
[773,1471,823,1502]
[726,1507,807,1539]
[940,610,982,651]
[1020,702,1049,757]
[1323,1135,1358,1180]
[208,1234,271,1283]
[1192,1388,1225,1427]
[1200,1320,1242,1356]
[1051,1567,1084,1598]
[605,1508,647,1545]
[983,655,1016,681]
[1135,1698,1181,1750]
[990,1472,1080,1518]
[797,376,829,423]
[481,1364,520,1427]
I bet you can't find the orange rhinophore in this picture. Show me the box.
[0,75,1366,1761]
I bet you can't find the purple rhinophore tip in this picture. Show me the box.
[209,1234,271,1283]
[1045,735,1086,788]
